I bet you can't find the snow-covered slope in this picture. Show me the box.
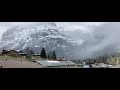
[0,22,83,58]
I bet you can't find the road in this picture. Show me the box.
[0,60,44,68]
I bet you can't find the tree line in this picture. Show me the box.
[0,47,57,60]
[26,47,56,60]
[40,47,56,60]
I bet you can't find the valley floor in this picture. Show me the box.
[0,58,119,68]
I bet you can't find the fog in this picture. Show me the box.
[69,22,120,60]
[0,22,120,60]
[0,22,104,40]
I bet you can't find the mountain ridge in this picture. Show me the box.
[0,23,82,59]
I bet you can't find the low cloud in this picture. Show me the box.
[1,22,119,60]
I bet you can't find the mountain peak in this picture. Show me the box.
[0,23,81,59]
[47,22,56,27]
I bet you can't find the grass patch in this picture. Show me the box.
[0,55,50,62]
[107,56,120,65]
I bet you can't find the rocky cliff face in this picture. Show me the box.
[0,23,82,58]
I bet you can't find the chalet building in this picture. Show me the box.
[19,53,41,57]
[7,50,20,57]
[83,57,108,65]
[0,50,20,57]
[83,59,95,64]
[19,53,28,57]
[1,50,8,54]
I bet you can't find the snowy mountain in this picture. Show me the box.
[0,22,83,58]
[1,22,120,60]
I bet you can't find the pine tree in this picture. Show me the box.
[52,50,56,60]
[40,47,46,58]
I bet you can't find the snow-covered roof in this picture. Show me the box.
[36,60,76,67]
[19,53,27,54]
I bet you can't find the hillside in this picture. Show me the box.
[0,23,82,59]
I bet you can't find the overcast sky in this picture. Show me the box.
[0,22,106,40]
[0,22,105,27]
[0,22,120,59]
[0,22,105,32]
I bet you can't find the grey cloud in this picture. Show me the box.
[0,22,118,60]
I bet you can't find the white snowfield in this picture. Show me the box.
[0,22,82,50]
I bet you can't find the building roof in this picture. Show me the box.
[36,60,76,67]
[33,54,41,56]
[19,53,27,54]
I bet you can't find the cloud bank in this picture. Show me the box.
[1,22,120,60]
[69,22,120,59]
